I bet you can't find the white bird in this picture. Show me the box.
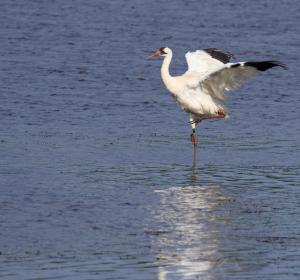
[149,46,286,146]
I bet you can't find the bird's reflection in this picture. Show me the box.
[151,164,231,280]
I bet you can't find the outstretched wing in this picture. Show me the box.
[199,61,287,101]
[185,48,233,75]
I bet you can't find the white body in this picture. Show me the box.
[161,49,225,124]
[159,48,271,127]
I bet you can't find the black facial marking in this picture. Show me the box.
[159,46,167,54]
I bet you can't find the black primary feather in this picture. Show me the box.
[203,48,233,64]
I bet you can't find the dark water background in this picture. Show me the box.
[0,0,300,279]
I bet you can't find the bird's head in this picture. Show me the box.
[148,46,171,58]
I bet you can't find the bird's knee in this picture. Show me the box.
[189,117,196,129]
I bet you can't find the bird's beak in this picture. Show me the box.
[148,50,161,59]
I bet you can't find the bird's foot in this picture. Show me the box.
[190,130,198,146]
[217,108,227,118]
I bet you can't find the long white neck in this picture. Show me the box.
[161,51,176,94]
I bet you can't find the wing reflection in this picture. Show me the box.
[151,182,231,280]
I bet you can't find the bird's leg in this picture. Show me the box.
[189,116,198,146]
[191,129,198,146]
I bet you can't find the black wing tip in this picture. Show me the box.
[203,48,233,64]
[245,61,288,71]
[270,61,288,70]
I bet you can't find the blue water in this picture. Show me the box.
[0,0,299,279]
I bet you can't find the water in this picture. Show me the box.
[0,0,299,279]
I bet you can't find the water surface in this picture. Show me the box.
[0,0,299,279]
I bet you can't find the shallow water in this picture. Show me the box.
[0,0,300,279]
